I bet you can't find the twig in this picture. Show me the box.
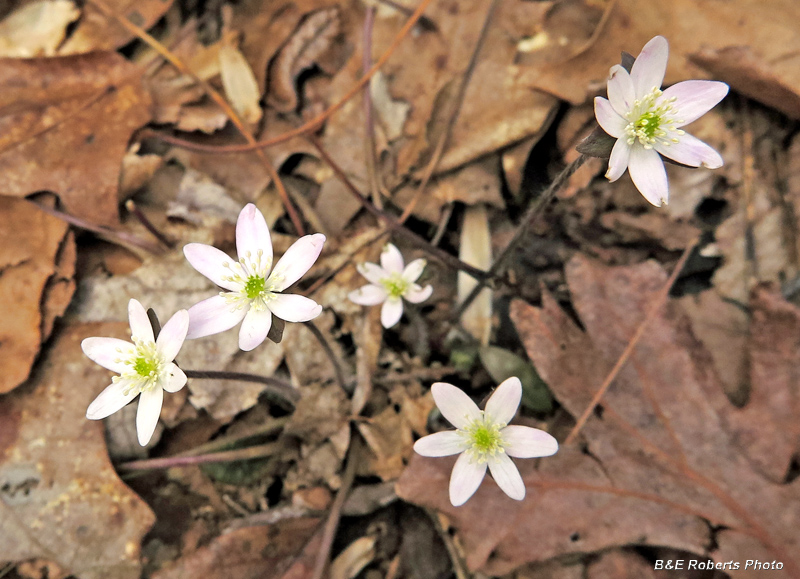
[119,441,282,471]
[424,508,471,579]
[86,0,306,236]
[563,240,697,445]
[125,199,175,248]
[376,0,437,30]
[304,320,349,393]
[177,416,290,457]
[184,369,299,404]
[362,5,383,208]
[138,0,436,154]
[454,156,588,318]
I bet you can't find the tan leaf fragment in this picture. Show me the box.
[458,204,493,345]
[329,536,376,579]
[219,42,263,124]
[0,1,79,57]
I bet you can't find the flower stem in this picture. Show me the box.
[183,369,299,404]
[304,320,350,393]
[118,441,282,471]
[125,199,175,249]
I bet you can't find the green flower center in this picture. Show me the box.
[461,414,506,462]
[133,355,158,377]
[632,111,660,140]
[244,275,266,299]
[624,87,684,149]
[381,275,409,299]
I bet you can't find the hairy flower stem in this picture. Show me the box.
[119,441,282,471]
[183,369,299,404]
[453,155,588,320]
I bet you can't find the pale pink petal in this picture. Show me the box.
[156,310,189,361]
[595,97,627,138]
[162,363,187,393]
[413,431,468,457]
[86,381,138,420]
[606,65,636,116]
[661,80,729,127]
[487,453,525,501]
[268,233,326,291]
[449,453,487,507]
[484,377,522,425]
[654,132,723,169]
[186,295,247,339]
[128,299,154,343]
[136,387,163,446]
[267,293,322,322]
[239,307,272,351]
[348,284,388,306]
[380,243,404,273]
[431,382,481,429]
[236,203,273,265]
[404,284,432,304]
[380,297,404,328]
[357,262,388,285]
[606,137,631,182]
[183,243,240,291]
[502,425,559,458]
[401,258,427,283]
[81,337,134,373]
[628,146,669,207]
[630,35,668,97]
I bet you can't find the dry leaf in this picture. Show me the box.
[329,536,376,579]
[370,71,410,142]
[0,1,79,57]
[219,42,263,124]
[0,323,155,579]
[458,204,492,345]
[0,52,151,226]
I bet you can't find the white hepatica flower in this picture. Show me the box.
[414,377,559,506]
[348,243,433,328]
[84,299,189,446]
[184,203,325,351]
[594,35,729,206]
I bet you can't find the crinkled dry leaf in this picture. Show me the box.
[0,198,75,394]
[0,52,151,226]
[0,323,155,579]
[0,0,79,57]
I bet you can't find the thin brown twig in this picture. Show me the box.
[183,369,300,404]
[138,0,436,154]
[304,320,349,392]
[119,442,282,471]
[86,0,306,236]
[564,240,697,445]
[362,5,383,208]
[125,199,176,248]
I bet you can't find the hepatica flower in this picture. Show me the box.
[84,299,189,446]
[414,378,559,506]
[184,204,325,351]
[594,35,729,206]
[348,243,433,328]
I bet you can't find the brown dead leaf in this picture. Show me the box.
[398,256,800,577]
[586,550,658,579]
[0,323,155,579]
[152,518,320,579]
[0,198,75,394]
[0,51,151,226]
[267,7,341,112]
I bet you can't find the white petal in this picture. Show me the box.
[162,363,187,393]
[348,284,388,306]
[431,382,481,429]
[156,310,189,361]
[267,293,322,322]
[136,387,163,446]
[183,243,240,291]
[661,80,729,127]
[86,382,138,420]
[595,97,627,138]
[357,262,388,285]
[449,453,487,507]
[606,137,631,182]
[654,132,723,169]
[606,65,635,116]
[401,258,427,283]
[485,377,522,425]
[628,146,669,207]
[186,295,247,339]
[128,299,154,343]
[488,453,525,501]
[413,431,468,457]
[268,233,326,292]
[236,203,273,265]
[502,425,559,458]
[81,337,134,373]
[239,307,272,351]
[380,243,404,273]
[630,35,668,97]
[404,284,433,304]
[380,297,404,328]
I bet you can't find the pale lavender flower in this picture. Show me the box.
[414,378,558,506]
[594,35,729,206]
[183,204,325,351]
[348,243,433,329]
[84,299,189,446]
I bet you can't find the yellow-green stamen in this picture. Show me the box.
[381,274,409,299]
[461,413,506,463]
